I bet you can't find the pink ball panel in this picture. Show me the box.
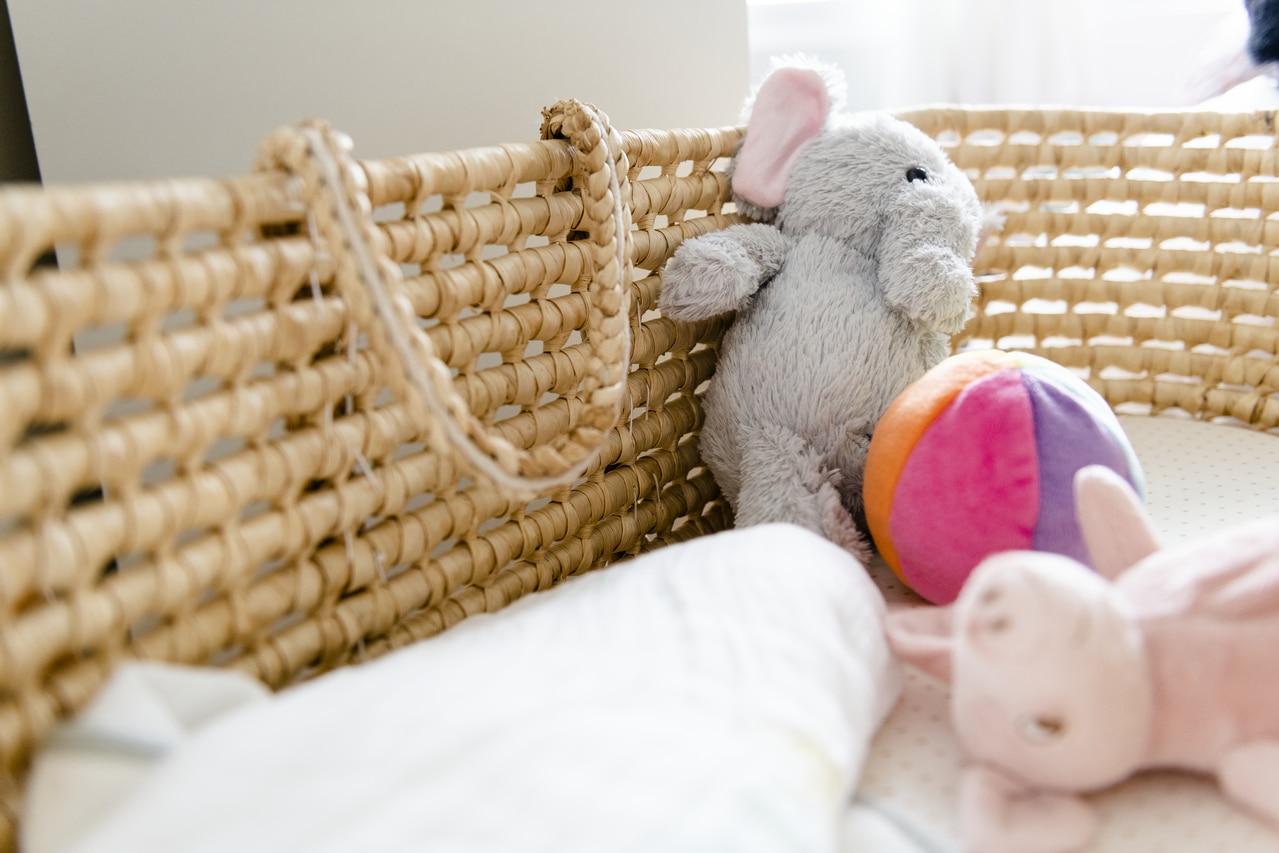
[889,369,1040,604]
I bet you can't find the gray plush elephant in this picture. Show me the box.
[659,62,983,559]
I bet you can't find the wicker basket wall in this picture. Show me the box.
[908,107,1279,430]
[1,103,1278,847]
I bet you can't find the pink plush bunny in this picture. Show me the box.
[887,464,1279,853]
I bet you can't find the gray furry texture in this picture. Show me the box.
[660,106,982,560]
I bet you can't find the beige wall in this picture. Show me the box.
[10,0,749,184]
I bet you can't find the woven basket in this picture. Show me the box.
[1,101,1278,847]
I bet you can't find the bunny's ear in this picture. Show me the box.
[885,605,955,682]
[731,66,830,209]
[1074,465,1160,580]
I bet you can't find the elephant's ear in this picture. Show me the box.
[885,605,955,682]
[732,67,830,209]
[1074,465,1160,580]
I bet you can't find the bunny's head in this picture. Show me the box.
[889,548,1154,792]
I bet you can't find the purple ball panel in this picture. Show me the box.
[1023,371,1138,567]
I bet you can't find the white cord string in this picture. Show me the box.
[274,110,632,497]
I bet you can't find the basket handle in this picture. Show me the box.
[255,102,634,495]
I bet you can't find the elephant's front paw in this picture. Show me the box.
[933,268,978,334]
[886,247,978,334]
[910,259,977,334]
[659,237,763,323]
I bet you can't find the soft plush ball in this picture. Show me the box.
[863,349,1145,605]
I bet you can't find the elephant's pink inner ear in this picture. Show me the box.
[732,67,830,209]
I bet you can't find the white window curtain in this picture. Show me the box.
[748,0,1252,110]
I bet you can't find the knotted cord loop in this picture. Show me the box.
[255,104,633,495]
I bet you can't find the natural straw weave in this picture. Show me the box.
[906,108,1279,428]
[1,102,1278,846]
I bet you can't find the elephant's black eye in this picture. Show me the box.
[906,167,929,183]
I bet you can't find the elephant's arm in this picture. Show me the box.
[658,223,788,322]
[880,242,978,335]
